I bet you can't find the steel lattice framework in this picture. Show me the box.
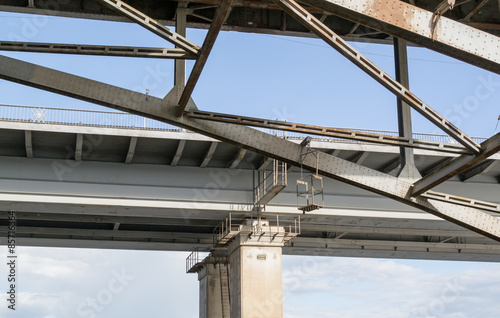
[0,0,499,243]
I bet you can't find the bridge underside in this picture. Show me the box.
[1,122,499,262]
[0,0,500,263]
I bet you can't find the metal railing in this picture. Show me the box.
[0,104,180,131]
[0,104,488,145]
[186,248,207,273]
[254,160,287,205]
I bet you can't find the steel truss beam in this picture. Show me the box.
[94,0,200,56]
[186,110,469,154]
[423,191,500,214]
[1,55,499,242]
[273,0,481,154]
[298,0,500,75]
[175,0,234,116]
[412,133,500,196]
[0,41,196,59]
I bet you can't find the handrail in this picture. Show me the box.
[0,104,488,145]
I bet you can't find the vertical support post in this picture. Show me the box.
[198,251,230,318]
[394,37,420,180]
[228,221,284,318]
[175,4,187,87]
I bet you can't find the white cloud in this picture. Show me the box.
[1,247,500,318]
[283,256,500,318]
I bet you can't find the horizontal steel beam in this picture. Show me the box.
[1,55,500,242]
[0,226,212,242]
[273,0,481,154]
[298,0,500,75]
[422,191,500,214]
[187,110,470,154]
[412,133,500,196]
[94,0,200,56]
[0,41,197,59]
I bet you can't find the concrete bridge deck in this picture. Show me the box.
[1,105,499,262]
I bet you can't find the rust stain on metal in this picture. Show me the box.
[362,0,415,33]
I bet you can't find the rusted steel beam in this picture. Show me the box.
[94,0,200,56]
[186,109,470,154]
[422,191,500,214]
[273,0,481,153]
[298,0,500,75]
[0,41,196,59]
[175,0,234,116]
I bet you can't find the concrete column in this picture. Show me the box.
[198,260,230,318]
[228,220,285,318]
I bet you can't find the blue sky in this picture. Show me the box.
[1,10,500,318]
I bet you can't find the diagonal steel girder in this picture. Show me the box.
[273,0,481,154]
[175,0,234,116]
[1,55,499,242]
[94,0,200,56]
[298,0,500,75]
[411,133,500,196]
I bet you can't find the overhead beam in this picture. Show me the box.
[412,133,500,196]
[298,0,500,75]
[229,148,247,169]
[422,157,454,176]
[75,133,83,161]
[0,226,212,241]
[171,140,186,166]
[350,151,369,165]
[175,0,234,116]
[0,41,196,59]
[125,136,138,164]
[187,110,470,154]
[379,157,401,175]
[24,130,33,159]
[273,0,481,154]
[200,141,218,168]
[94,0,200,56]
[258,157,273,171]
[1,55,500,242]
[462,0,491,21]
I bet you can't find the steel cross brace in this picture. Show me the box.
[1,55,499,242]
[94,0,200,56]
[273,0,481,154]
